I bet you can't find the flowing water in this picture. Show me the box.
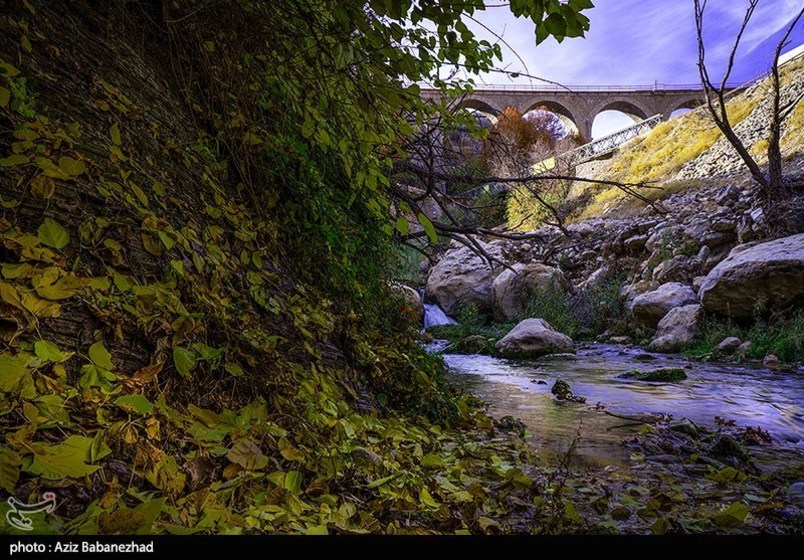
[423,303,458,329]
[437,343,804,468]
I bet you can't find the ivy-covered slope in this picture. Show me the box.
[0,3,541,534]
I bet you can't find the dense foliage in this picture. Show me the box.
[0,0,603,535]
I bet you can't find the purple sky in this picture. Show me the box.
[469,0,804,137]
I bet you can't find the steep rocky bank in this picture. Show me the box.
[423,59,804,361]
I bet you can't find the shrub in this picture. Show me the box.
[686,311,804,362]
[521,272,626,340]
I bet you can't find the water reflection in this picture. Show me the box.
[443,344,804,468]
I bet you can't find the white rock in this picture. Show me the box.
[495,318,575,357]
[648,304,704,352]
[699,233,804,318]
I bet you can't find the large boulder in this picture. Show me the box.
[495,318,575,358]
[425,243,505,316]
[648,304,704,352]
[628,282,698,329]
[491,263,567,322]
[698,233,804,318]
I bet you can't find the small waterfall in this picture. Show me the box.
[424,303,458,329]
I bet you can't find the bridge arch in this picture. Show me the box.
[590,99,653,139]
[455,98,502,120]
[523,100,582,137]
[666,97,702,120]
[592,99,650,122]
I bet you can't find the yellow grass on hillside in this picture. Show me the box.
[507,58,803,229]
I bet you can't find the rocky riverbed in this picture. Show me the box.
[431,342,804,533]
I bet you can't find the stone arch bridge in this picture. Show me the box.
[421,83,730,140]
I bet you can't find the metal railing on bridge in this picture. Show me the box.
[420,82,744,94]
[559,114,663,166]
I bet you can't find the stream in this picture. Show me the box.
[432,343,804,469]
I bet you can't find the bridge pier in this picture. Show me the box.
[577,119,593,143]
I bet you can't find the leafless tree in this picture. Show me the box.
[694,0,804,203]
[388,100,664,267]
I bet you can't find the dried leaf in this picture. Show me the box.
[30,174,55,199]
[227,439,268,471]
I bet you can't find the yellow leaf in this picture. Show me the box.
[141,233,163,256]
[110,122,121,146]
[227,439,268,471]
[0,447,21,493]
[131,183,149,207]
[30,174,55,199]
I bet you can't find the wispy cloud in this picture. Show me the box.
[469,0,804,86]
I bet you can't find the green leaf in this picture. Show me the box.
[395,216,409,235]
[451,490,473,503]
[170,259,184,276]
[224,362,244,377]
[0,154,30,167]
[651,517,670,535]
[25,438,102,479]
[35,394,71,426]
[89,341,113,370]
[34,340,65,363]
[367,473,402,489]
[131,183,149,207]
[301,117,314,139]
[88,432,112,463]
[115,394,154,415]
[0,86,10,108]
[157,231,175,250]
[0,352,34,398]
[711,502,750,527]
[0,62,20,77]
[172,347,196,377]
[569,0,595,10]
[419,487,440,509]
[57,156,87,177]
[416,213,437,244]
[37,218,70,249]
[284,470,303,494]
[79,364,116,390]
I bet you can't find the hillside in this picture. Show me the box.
[0,2,544,534]
[507,56,804,226]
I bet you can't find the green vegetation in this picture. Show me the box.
[686,312,804,363]
[429,274,626,355]
[0,0,599,535]
[619,368,688,382]
[522,274,626,340]
[429,304,513,355]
